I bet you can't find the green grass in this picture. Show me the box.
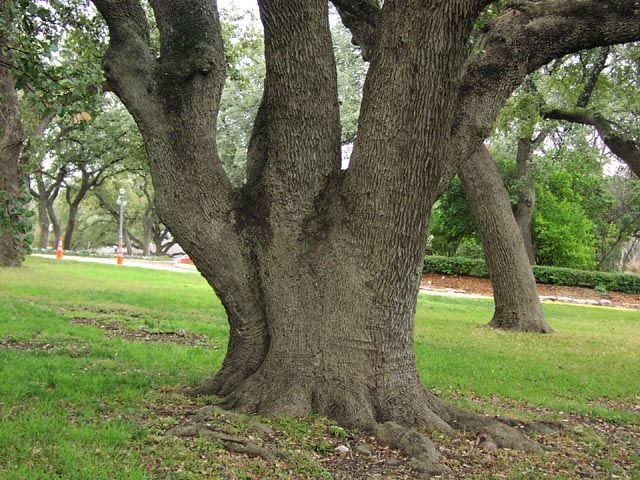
[415,295,640,422]
[1,257,638,479]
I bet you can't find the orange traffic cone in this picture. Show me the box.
[116,243,123,265]
[56,237,64,260]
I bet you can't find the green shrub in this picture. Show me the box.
[423,255,640,294]
[423,256,488,278]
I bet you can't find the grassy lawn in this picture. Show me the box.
[1,257,638,479]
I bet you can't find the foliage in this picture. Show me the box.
[216,8,265,185]
[424,255,640,293]
[9,0,107,121]
[533,172,596,270]
[533,265,640,294]
[331,19,367,146]
[44,100,145,249]
[485,44,640,273]
[429,177,476,257]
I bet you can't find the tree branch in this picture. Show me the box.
[576,47,609,108]
[544,107,640,177]
[149,0,226,81]
[330,0,494,61]
[329,0,380,61]
[252,0,341,213]
[92,0,158,125]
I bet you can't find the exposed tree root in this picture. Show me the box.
[165,406,288,462]
[445,404,545,453]
[373,421,452,476]
[185,378,550,476]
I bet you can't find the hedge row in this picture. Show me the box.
[423,255,640,294]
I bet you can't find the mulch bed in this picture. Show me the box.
[421,274,640,310]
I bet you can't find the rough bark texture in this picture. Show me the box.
[92,0,640,471]
[460,146,552,333]
[0,2,25,267]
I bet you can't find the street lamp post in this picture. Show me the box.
[116,188,126,265]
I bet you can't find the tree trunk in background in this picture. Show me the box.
[124,230,133,256]
[37,200,50,249]
[460,146,552,333]
[0,4,25,267]
[48,204,62,243]
[513,138,536,264]
[142,210,154,256]
[63,203,79,250]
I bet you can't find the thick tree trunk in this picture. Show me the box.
[0,6,25,267]
[460,146,552,333]
[513,138,536,264]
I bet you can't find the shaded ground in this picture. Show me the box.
[145,389,639,480]
[421,273,640,310]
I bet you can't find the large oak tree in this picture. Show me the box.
[91,0,640,471]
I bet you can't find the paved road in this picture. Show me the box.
[32,254,198,273]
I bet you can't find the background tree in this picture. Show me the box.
[460,145,552,332]
[52,102,140,249]
[90,0,640,471]
[434,43,640,271]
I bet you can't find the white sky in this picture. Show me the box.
[218,0,258,13]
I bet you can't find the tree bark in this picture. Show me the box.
[0,3,25,267]
[63,204,78,250]
[142,214,153,256]
[460,146,552,333]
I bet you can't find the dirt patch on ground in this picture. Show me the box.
[0,339,57,350]
[421,273,640,310]
[69,317,218,348]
